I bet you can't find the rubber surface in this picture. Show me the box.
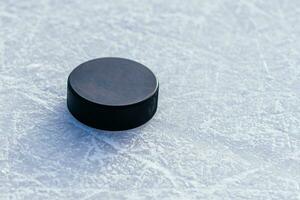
[67,57,159,130]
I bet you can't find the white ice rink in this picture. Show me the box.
[1,0,300,199]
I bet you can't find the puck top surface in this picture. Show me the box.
[68,57,158,106]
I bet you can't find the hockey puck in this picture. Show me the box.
[67,57,159,131]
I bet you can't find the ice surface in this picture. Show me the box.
[1,0,300,199]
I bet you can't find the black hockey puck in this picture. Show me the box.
[67,57,159,131]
